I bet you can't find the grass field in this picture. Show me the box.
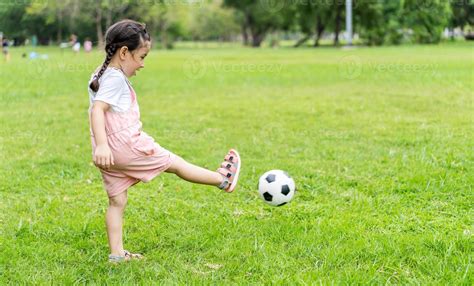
[0,43,473,284]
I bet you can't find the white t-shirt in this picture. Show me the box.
[88,68,132,112]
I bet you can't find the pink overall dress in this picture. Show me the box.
[89,82,176,197]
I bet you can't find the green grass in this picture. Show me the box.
[0,43,472,284]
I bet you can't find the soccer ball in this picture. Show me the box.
[258,170,296,206]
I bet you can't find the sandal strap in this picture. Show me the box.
[108,254,126,262]
[220,161,237,173]
[224,153,238,163]
[108,250,143,262]
[217,167,234,179]
[124,250,143,259]
[218,179,229,190]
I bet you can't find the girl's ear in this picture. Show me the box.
[119,46,129,60]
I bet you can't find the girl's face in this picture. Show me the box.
[118,41,151,77]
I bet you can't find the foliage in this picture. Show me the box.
[0,0,469,47]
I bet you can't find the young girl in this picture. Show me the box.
[88,20,241,263]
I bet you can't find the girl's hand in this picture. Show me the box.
[94,144,115,170]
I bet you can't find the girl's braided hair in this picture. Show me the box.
[89,19,150,92]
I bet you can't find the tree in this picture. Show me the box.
[402,0,452,43]
[0,0,463,47]
[293,0,346,47]
[140,2,188,49]
[189,1,240,41]
[0,2,31,42]
[24,0,88,44]
[449,0,474,33]
[354,0,404,45]
[333,0,344,46]
[293,0,331,47]
[223,0,288,47]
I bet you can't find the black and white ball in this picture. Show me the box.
[258,170,296,206]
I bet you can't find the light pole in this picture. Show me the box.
[346,0,353,46]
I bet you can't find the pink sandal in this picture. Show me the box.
[217,149,241,193]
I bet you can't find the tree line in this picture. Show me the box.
[0,0,472,48]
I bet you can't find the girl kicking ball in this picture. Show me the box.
[88,19,241,263]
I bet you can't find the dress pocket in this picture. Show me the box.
[108,131,132,150]
[130,132,157,156]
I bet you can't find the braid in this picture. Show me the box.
[89,44,117,92]
[89,20,150,92]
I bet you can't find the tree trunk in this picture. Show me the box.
[250,26,269,47]
[159,20,169,49]
[251,32,265,47]
[242,23,249,46]
[96,3,104,48]
[314,20,325,47]
[161,32,168,49]
[294,34,310,47]
[242,12,252,46]
[334,5,342,46]
[106,8,112,31]
[57,8,63,43]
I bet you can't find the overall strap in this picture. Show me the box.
[109,66,136,103]
[126,82,136,103]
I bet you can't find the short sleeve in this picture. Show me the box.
[92,72,126,107]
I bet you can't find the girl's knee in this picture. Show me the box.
[109,191,128,208]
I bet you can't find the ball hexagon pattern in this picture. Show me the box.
[258,170,296,206]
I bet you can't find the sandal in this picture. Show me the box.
[217,149,241,193]
[108,250,144,263]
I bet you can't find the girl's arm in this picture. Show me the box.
[91,101,114,169]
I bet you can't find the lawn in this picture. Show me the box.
[0,42,472,284]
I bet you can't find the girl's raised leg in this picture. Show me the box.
[165,149,241,193]
[165,156,222,186]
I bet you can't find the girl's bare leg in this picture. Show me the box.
[165,156,223,186]
[106,191,127,256]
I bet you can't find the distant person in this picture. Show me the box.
[69,34,77,46]
[2,38,10,62]
[69,34,80,53]
[88,19,241,263]
[73,41,81,53]
[84,38,92,53]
